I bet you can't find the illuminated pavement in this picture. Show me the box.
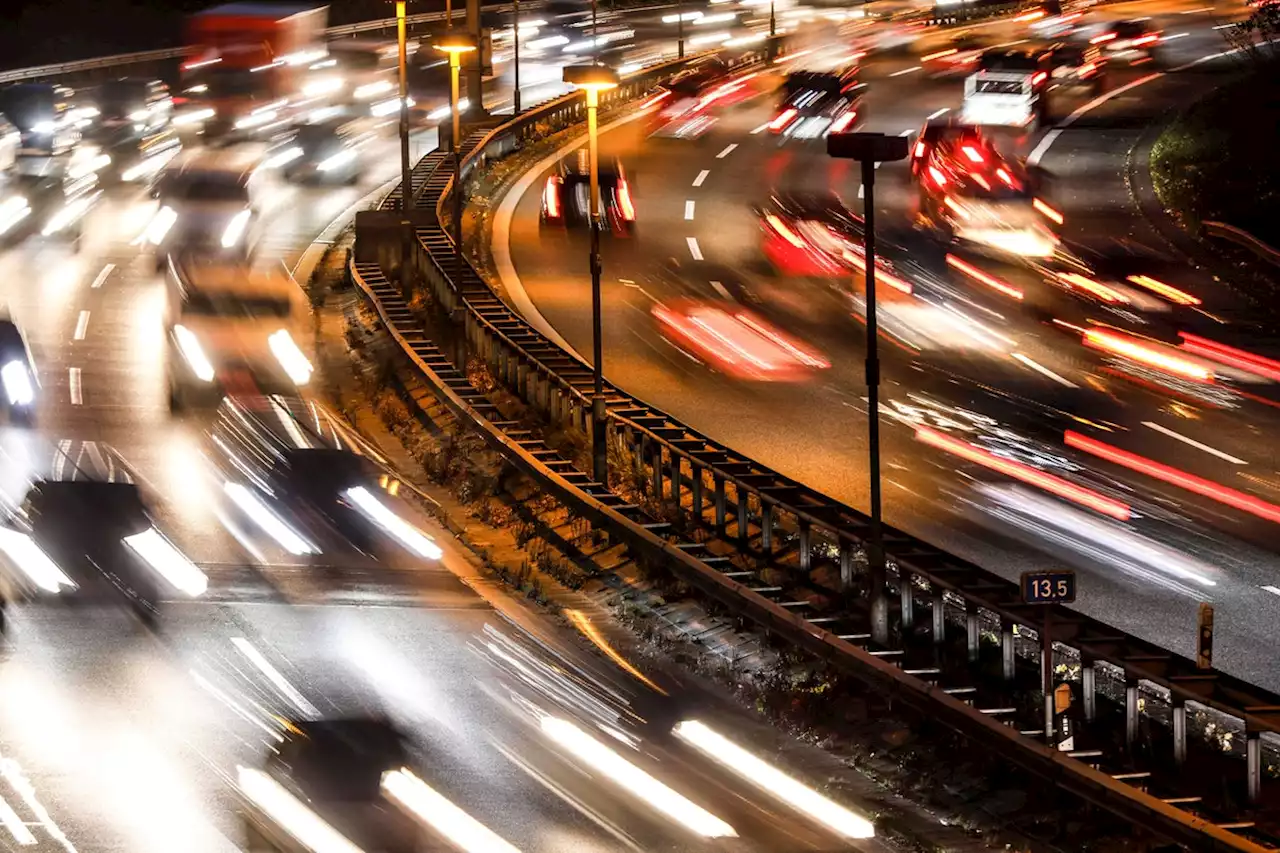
[500,1,1280,690]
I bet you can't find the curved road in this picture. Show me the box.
[500,0,1280,691]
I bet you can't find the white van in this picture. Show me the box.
[164,256,313,411]
[145,148,266,271]
[960,50,1050,130]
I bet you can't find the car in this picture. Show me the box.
[1045,42,1106,93]
[914,130,1060,258]
[207,395,444,562]
[88,78,173,145]
[144,147,264,269]
[769,67,863,139]
[647,63,744,140]
[910,118,983,175]
[757,191,862,277]
[275,117,369,185]
[239,716,426,852]
[1090,19,1162,63]
[0,438,206,633]
[540,151,636,235]
[0,82,80,178]
[164,257,314,411]
[652,299,830,381]
[0,315,37,425]
[105,126,182,187]
[921,34,988,78]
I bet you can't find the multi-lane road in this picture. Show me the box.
[498,0,1280,691]
[0,12,985,849]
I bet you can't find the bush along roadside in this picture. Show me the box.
[308,236,1185,853]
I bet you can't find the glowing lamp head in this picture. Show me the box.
[434,33,477,57]
[563,63,621,92]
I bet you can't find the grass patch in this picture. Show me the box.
[1150,64,1280,245]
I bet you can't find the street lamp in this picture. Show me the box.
[827,131,909,646]
[435,33,476,281]
[512,0,522,113]
[564,63,619,486]
[769,0,776,37]
[396,1,411,211]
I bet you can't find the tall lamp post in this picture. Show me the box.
[564,63,619,485]
[769,0,776,37]
[436,33,476,280]
[827,131,909,646]
[396,0,411,211]
[512,0,522,113]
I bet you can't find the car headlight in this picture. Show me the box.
[123,527,207,597]
[30,121,55,135]
[0,196,30,236]
[345,486,443,559]
[268,329,312,386]
[128,109,150,122]
[173,324,215,382]
[317,149,357,172]
[0,527,75,593]
[1,360,33,406]
[220,209,251,248]
[145,205,178,245]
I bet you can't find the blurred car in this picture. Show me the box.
[960,49,1051,130]
[1090,19,1162,63]
[769,67,863,139]
[910,118,982,175]
[104,126,182,187]
[646,56,751,140]
[164,257,313,410]
[921,34,987,78]
[273,117,368,184]
[758,191,861,277]
[30,146,108,249]
[88,78,173,145]
[0,82,80,178]
[1045,42,1106,93]
[144,147,264,269]
[540,151,635,235]
[239,717,425,852]
[0,438,206,633]
[208,395,444,562]
[652,299,829,381]
[0,315,37,426]
[914,129,1060,258]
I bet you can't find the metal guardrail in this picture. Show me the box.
[353,45,1280,853]
[1203,220,1280,269]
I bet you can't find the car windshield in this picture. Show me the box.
[332,50,383,71]
[27,482,150,537]
[979,53,1040,73]
[784,73,842,96]
[1113,21,1149,37]
[285,722,408,803]
[293,125,341,151]
[163,173,248,204]
[1051,47,1085,66]
[0,86,55,131]
[191,68,259,99]
[181,292,291,319]
[99,81,148,117]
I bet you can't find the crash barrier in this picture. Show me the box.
[928,0,1026,26]
[354,48,1280,853]
[1203,220,1280,270]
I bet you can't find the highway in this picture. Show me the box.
[498,0,1280,692]
[0,22,962,851]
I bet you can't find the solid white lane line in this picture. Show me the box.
[928,107,950,120]
[1164,32,1191,39]
[1263,585,1280,597]
[716,144,738,158]
[68,368,82,405]
[709,280,730,298]
[693,169,710,187]
[1026,72,1163,165]
[685,200,696,220]
[73,310,90,341]
[1142,421,1247,464]
[899,128,915,136]
[90,263,115,289]
[1012,352,1077,387]
[687,237,704,260]
[0,792,35,845]
[889,66,921,77]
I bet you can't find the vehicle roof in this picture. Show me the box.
[173,258,300,301]
[216,396,355,455]
[560,150,621,179]
[171,147,260,178]
[23,439,137,486]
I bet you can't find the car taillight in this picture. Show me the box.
[970,172,991,190]
[543,177,560,219]
[1131,34,1159,46]
[996,167,1018,188]
[769,108,798,131]
[1032,71,1047,85]
[617,179,635,222]
[961,145,984,163]
[928,166,948,187]
[1033,198,1064,225]
[913,141,926,159]
[830,112,856,133]
[943,196,971,219]
[1079,62,1096,76]
[1090,32,1117,43]
[765,214,806,248]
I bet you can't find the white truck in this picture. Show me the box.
[960,49,1049,131]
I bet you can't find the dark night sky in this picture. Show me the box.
[0,0,444,69]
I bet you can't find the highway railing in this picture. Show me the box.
[351,48,1280,853]
[1203,220,1280,269]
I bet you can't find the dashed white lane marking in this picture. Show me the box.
[1263,585,1280,597]
[750,122,770,134]
[857,185,865,199]
[684,200,696,220]
[687,237,704,260]
[73,311,90,341]
[928,107,950,120]
[889,66,921,77]
[709,280,730,298]
[1143,421,1247,465]
[90,263,115,289]
[693,169,710,187]
[716,144,738,158]
[68,368,82,405]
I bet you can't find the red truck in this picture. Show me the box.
[177,3,329,139]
